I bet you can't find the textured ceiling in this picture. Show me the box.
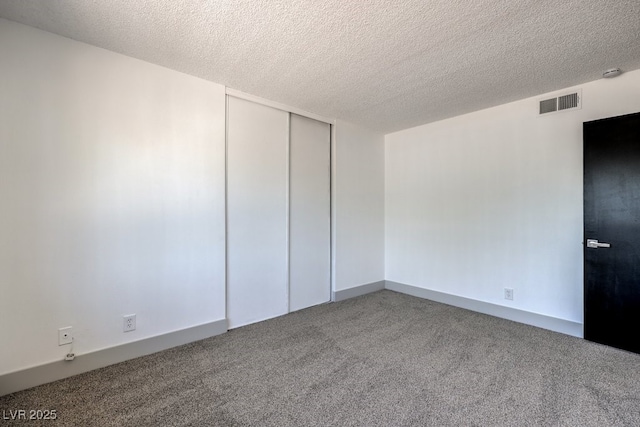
[1,1,639,133]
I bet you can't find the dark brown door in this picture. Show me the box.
[584,111,640,353]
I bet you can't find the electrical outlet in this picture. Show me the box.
[504,288,514,301]
[58,327,73,346]
[123,314,136,332]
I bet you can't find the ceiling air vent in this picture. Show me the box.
[538,89,582,116]
[558,92,578,110]
[540,98,557,114]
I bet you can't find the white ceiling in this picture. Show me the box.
[1,1,639,133]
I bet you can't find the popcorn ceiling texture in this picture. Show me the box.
[0,1,639,133]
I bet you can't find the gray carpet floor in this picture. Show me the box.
[2,290,640,426]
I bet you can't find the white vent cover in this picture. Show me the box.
[539,89,582,115]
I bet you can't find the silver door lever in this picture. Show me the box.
[586,239,611,249]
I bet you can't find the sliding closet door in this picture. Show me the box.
[289,114,331,311]
[227,97,289,328]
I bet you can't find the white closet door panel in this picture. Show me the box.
[289,114,331,312]
[227,96,289,328]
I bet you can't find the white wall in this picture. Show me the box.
[385,70,640,325]
[0,19,226,375]
[333,120,385,291]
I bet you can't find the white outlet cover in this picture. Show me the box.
[58,327,73,346]
[504,288,514,301]
[123,314,136,332]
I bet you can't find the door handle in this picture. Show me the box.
[586,239,611,249]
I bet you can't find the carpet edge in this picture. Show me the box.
[0,319,228,397]
[332,280,386,302]
[385,281,583,338]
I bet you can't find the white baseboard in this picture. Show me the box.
[385,281,583,338]
[332,280,385,302]
[0,319,228,397]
